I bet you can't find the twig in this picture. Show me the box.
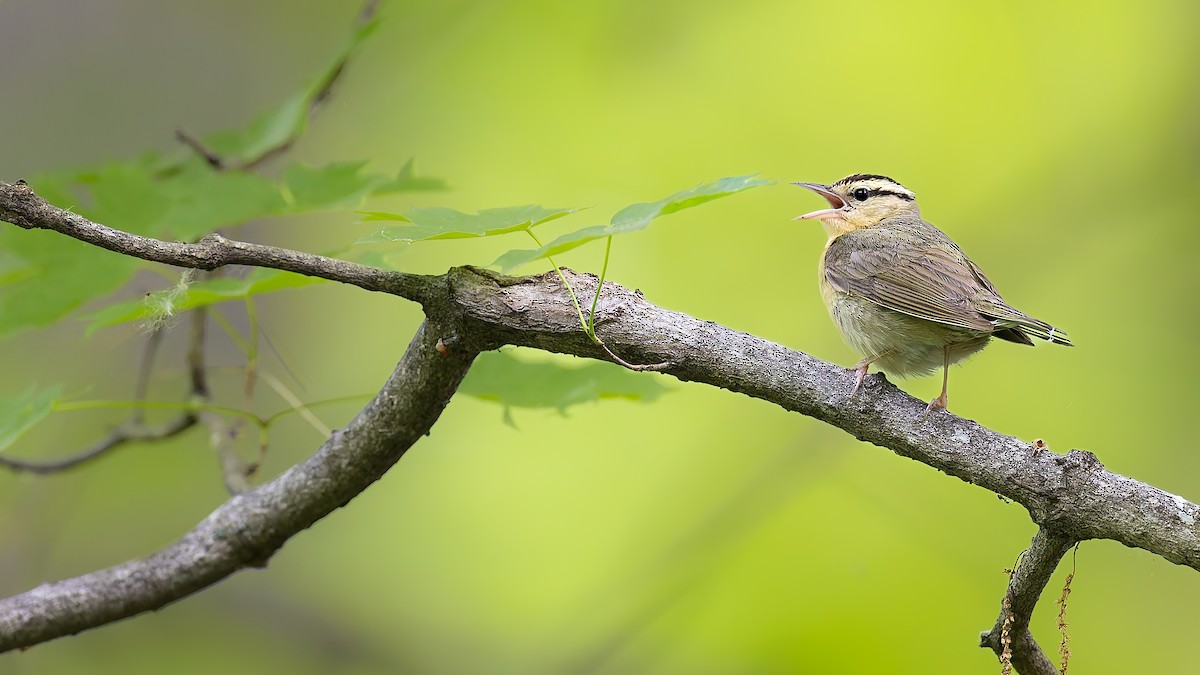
[187,306,254,493]
[595,337,671,372]
[132,327,165,422]
[173,128,224,169]
[0,415,195,474]
[176,0,380,171]
[0,324,198,475]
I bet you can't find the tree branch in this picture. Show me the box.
[2,180,1199,659]
[0,319,478,652]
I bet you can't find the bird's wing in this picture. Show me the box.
[954,246,1071,344]
[823,224,1002,333]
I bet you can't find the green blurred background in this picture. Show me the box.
[2,0,1199,673]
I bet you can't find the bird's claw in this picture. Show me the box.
[849,361,872,397]
[919,393,948,420]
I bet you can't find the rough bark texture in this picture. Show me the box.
[2,180,1198,671]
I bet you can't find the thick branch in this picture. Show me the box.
[0,320,478,652]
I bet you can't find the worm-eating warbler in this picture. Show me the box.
[794,174,1072,413]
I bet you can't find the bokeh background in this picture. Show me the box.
[2,1,1199,673]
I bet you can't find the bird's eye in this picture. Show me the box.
[851,187,870,201]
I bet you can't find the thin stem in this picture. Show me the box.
[587,235,612,336]
[53,399,262,426]
[243,296,261,398]
[258,372,338,436]
[131,328,166,424]
[522,234,667,371]
[595,339,670,372]
[188,307,210,398]
[208,308,252,354]
[261,393,371,427]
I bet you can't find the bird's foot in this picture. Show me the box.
[849,360,872,397]
[919,392,948,420]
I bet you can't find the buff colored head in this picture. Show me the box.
[793,174,920,238]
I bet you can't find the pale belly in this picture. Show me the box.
[824,290,991,377]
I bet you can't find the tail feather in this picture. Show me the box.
[993,315,1073,347]
[979,299,1073,347]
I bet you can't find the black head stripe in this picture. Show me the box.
[833,173,901,187]
[833,173,915,201]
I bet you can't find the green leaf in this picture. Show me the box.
[284,160,446,211]
[459,349,668,424]
[493,174,773,271]
[22,169,81,210]
[376,158,449,194]
[0,385,61,453]
[347,244,411,271]
[46,161,286,241]
[0,228,142,338]
[0,249,34,286]
[357,205,578,243]
[80,163,174,233]
[85,268,325,333]
[155,166,286,240]
[283,161,377,210]
[0,171,146,336]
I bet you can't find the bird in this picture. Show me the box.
[793,173,1072,414]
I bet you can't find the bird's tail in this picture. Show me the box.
[1010,317,1073,346]
[982,301,1074,347]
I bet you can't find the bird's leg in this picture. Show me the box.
[850,356,879,396]
[922,347,951,416]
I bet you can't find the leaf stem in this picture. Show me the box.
[54,399,262,426]
[261,393,371,426]
[587,235,612,336]
[208,308,252,354]
[243,296,261,397]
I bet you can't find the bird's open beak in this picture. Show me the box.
[792,182,848,221]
